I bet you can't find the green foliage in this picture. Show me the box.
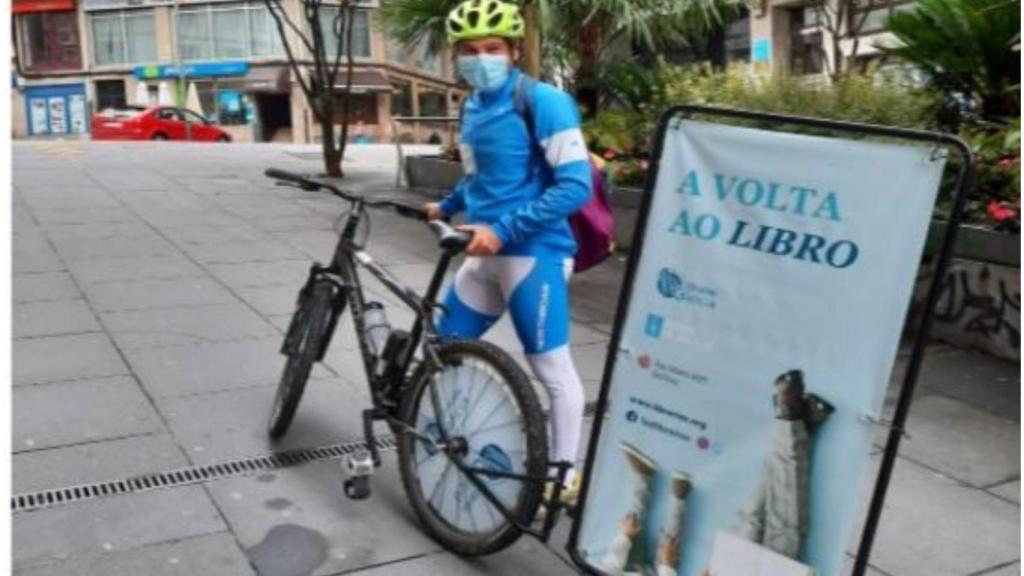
[958,118,1021,231]
[379,0,462,54]
[653,65,942,129]
[883,0,1020,123]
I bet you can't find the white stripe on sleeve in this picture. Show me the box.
[540,128,589,167]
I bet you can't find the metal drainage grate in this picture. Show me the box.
[12,436,397,514]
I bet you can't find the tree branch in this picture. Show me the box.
[265,0,315,57]
[264,0,315,115]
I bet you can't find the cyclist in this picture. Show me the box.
[424,0,592,503]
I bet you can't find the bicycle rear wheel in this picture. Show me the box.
[397,340,547,556]
[268,281,335,439]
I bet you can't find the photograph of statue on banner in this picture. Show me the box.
[574,119,948,576]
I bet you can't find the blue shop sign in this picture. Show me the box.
[133,61,249,79]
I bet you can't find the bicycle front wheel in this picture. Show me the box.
[397,340,547,556]
[268,281,335,439]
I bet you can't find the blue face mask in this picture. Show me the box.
[457,54,511,92]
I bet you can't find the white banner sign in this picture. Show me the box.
[575,119,946,576]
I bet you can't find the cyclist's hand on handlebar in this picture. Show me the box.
[423,202,444,222]
[458,224,503,256]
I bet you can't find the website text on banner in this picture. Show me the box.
[575,119,946,576]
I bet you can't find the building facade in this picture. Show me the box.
[12,0,462,144]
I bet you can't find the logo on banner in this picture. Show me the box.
[656,268,718,309]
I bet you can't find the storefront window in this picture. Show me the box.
[332,93,378,124]
[723,15,750,64]
[17,11,82,72]
[95,79,126,111]
[191,80,251,126]
[90,9,156,65]
[320,9,370,58]
[178,3,284,61]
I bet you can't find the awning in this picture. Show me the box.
[243,66,290,93]
[13,0,75,13]
[331,69,391,94]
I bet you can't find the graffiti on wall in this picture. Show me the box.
[915,259,1021,362]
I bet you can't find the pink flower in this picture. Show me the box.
[603,149,618,160]
[987,200,1017,222]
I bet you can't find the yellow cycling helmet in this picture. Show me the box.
[446,0,525,44]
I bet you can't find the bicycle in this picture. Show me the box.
[263,168,573,556]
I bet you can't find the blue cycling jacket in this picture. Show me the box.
[439,68,593,257]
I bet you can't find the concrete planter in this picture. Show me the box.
[610,185,645,251]
[913,223,1021,363]
[405,155,463,196]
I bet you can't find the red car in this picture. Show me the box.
[92,106,232,142]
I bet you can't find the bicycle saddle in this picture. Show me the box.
[428,220,473,252]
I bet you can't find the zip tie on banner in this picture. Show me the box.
[859,413,911,440]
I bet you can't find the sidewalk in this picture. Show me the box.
[11,141,1020,576]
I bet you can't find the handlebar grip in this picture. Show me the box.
[264,168,320,190]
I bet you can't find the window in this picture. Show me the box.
[417,90,447,117]
[331,94,378,124]
[319,8,370,58]
[391,80,413,117]
[90,10,156,65]
[850,2,914,36]
[723,15,750,64]
[789,7,825,75]
[413,38,442,76]
[156,108,183,121]
[95,79,126,111]
[177,3,284,61]
[17,11,82,72]
[386,35,407,65]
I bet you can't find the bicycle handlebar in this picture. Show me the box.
[264,168,426,221]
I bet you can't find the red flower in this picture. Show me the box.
[603,149,618,160]
[997,155,1020,167]
[987,200,1017,222]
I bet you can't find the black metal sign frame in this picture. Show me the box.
[566,104,974,576]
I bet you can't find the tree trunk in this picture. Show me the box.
[319,96,343,177]
[576,16,604,118]
[522,4,542,77]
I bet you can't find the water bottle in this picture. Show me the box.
[363,302,391,357]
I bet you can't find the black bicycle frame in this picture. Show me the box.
[297,200,573,542]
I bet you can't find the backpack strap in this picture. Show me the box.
[513,73,540,149]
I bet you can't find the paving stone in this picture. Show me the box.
[13,239,65,274]
[988,480,1021,505]
[156,378,367,465]
[79,277,236,312]
[14,272,81,303]
[13,434,189,493]
[206,260,312,289]
[12,487,226,570]
[51,235,179,261]
[68,254,206,284]
[850,456,1020,576]
[123,337,333,398]
[898,394,1020,487]
[101,302,278,350]
[341,547,579,575]
[204,461,440,576]
[13,376,164,452]
[161,225,267,247]
[235,284,305,316]
[13,532,256,576]
[839,554,888,575]
[178,240,305,264]
[41,221,155,242]
[13,299,101,339]
[13,333,129,386]
[919,349,1020,422]
[33,206,140,226]
[981,562,1022,575]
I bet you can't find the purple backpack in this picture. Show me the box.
[513,75,616,272]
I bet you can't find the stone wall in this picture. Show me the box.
[914,258,1021,363]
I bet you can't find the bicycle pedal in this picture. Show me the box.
[341,451,375,500]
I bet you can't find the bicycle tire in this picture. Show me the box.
[268,281,335,439]
[397,340,547,556]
